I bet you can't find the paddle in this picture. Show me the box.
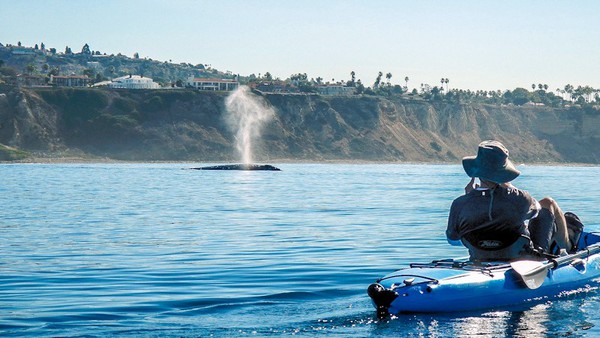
[511,243,600,289]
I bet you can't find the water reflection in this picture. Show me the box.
[379,296,598,337]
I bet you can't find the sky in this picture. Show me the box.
[1,0,599,91]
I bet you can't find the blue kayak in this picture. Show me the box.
[368,232,600,316]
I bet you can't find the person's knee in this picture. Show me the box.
[539,197,557,211]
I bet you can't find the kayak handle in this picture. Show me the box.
[377,274,439,285]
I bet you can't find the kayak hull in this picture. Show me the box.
[369,233,600,315]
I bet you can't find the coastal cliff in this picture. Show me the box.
[0,86,598,163]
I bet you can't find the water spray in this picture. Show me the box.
[225,86,275,164]
[192,86,280,171]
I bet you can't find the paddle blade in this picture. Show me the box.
[521,269,547,289]
[510,260,550,289]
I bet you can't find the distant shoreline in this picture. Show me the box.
[3,156,598,167]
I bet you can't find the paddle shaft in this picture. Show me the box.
[528,243,600,277]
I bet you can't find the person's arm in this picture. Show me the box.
[446,200,464,247]
[521,190,541,221]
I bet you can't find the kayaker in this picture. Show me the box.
[446,140,572,261]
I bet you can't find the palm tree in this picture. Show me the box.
[374,71,383,88]
[564,84,574,101]
[532,84,536,91]
[404,76,409,88]
[350,71,356,86]
[386,72,392,86]
[444,78,449,91]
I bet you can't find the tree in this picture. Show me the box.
[374,71,383,88]
[386,72,392,86]
[350,71,356,86]
[83,68,95,78]
[26,63,35,74]
[133,52,140,59]
[17,41,22,47]
[356,79,365,94]
[48,67,59,76]
[65,46,72,54]
[264,72,273,81]
[40,42,45,50]
[34,44,39,50]
[404,76,409,89]
[511,87,531,105]
[532,84,536,90]
[564,84,574,101]
[81,43,91,55]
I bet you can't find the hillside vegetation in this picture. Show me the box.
[1,86,599,163]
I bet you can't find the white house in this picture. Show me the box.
[108,75,160,89]
[316,85,355,96]
[186,77,239,91]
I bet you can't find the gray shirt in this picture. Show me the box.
[447,185,540,243]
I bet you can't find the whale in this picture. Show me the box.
[191,164,281,171]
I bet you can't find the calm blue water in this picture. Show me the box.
[1,163,600,337]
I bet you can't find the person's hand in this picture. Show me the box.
[465,177,478,194]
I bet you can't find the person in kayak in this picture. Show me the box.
[446,140,572,261]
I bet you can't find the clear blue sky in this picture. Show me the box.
[1,0,599,91]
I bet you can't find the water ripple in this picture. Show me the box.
[1,163,599,336]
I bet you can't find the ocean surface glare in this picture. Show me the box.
[1,163,599,337]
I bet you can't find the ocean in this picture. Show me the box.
[1,163,600,337]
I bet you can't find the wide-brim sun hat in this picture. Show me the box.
[462,140,520,184]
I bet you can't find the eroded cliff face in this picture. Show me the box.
[0,86,598,163]
[261,94,598,163]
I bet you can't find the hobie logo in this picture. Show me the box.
[478,240,504,249]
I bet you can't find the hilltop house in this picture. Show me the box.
[315,84,355,96]
[11,47,37,55]
[16,74,47,87]
[253,80,292,93]
[186,77,239,91]
[50,75,92,87]
[106,75,160,89]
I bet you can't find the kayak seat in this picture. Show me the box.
[461,233,536,262]
[565,212,584,253]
